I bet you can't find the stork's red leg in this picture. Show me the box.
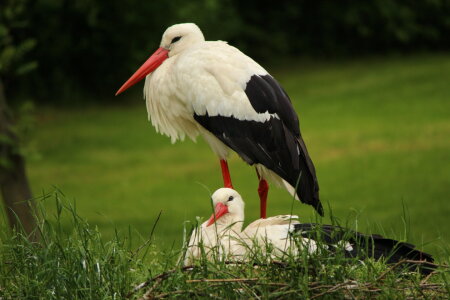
[256,169,269,219]
[258,179,269,219]
[220,159,233,188]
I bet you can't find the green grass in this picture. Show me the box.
[0,196,148,299]
[6,53,449,260]
[0,197,448,299]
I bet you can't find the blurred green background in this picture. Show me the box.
[1,0,449,258]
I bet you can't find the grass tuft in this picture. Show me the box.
[1,192,448,299]
[0,192,151,299]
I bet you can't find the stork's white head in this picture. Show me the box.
[160,23,205,57]
[116,23,204,95]
[206,188,245,228]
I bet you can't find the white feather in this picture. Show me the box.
[184,189,317,265]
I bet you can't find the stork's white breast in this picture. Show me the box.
[144,41,270,143]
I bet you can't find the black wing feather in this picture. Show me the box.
[294,223,436,274]
[194,74,321,214]
[247,75,320,213]
[245,75,300,137]
[194,117,322,215]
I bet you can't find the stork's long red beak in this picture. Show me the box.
[206,202,229,227]
[115,47,169,96]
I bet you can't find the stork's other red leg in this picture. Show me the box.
[258,179,269,219]
[256,169,269,219]
[220,159,233,188]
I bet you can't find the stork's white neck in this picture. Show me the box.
[212,210,245,234]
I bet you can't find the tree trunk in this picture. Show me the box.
[0,80,38,241]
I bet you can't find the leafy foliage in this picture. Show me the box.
[0,0,37,81]
[2,0,449,103]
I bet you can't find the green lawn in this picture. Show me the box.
[15,53,450,259]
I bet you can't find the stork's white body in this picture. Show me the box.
[184,215,313,265]
[145,41,268,145]
[184,188,316,265]
[184,217,244,265]
[145,40,293,191]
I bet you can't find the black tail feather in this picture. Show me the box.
[293,136,322,215]
[294,223,436,275]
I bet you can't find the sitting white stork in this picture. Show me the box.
[116,23,321,218]
[184,188,314,265]
[184,188,435,275]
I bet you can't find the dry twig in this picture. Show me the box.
[127,265,195,298]
[310,280,355,299]
[377,259,439,281]
[186,278,259,283]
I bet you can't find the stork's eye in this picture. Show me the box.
[171,36,182,44]
[228,196,234,201]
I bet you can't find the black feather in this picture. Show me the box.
[294,223,436,275]
[245,75,300,137]
[194,113,323,215]
[193,74,322,215]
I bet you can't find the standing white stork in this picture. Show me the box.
[116,23,322,218]
[185,188,435,275]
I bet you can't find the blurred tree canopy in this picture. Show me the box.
[2,0,449,104]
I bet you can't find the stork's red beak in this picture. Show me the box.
[206,202,229,227]
[115,47,169,96]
